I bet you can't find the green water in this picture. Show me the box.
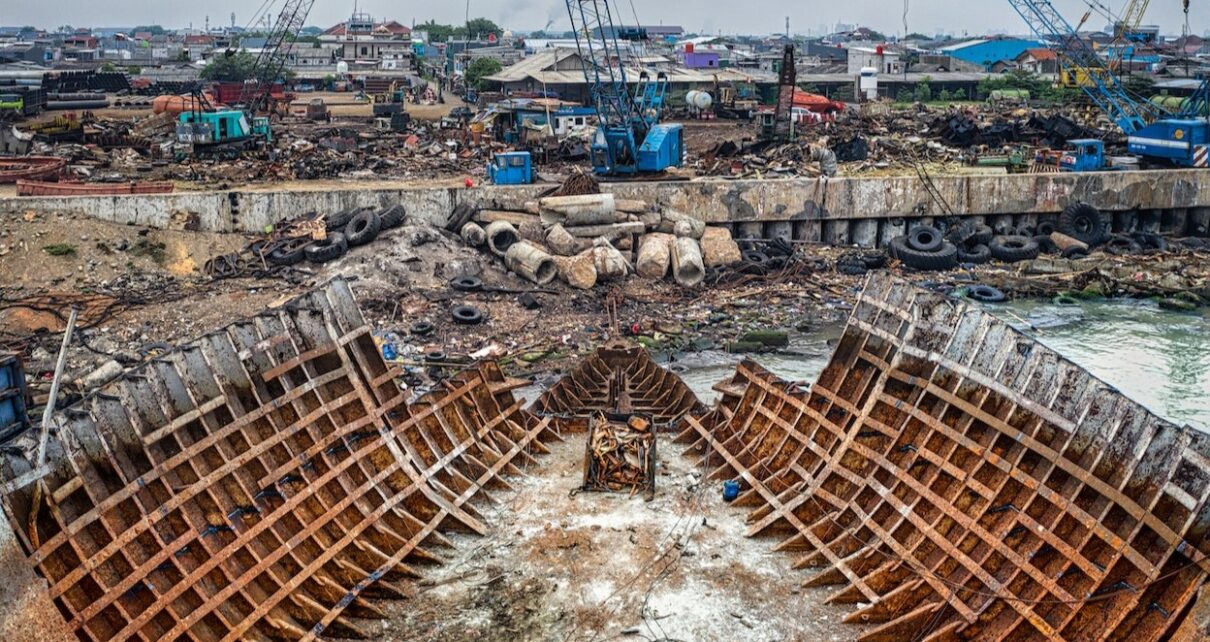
[672,300,1210,432]
[989,299,1210,431]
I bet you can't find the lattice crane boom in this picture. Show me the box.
[238,0,316,114]
[1008,0,1160,133]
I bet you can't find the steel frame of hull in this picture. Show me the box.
[677,274,1210,642]
[532,341,705,429]
[0,279,557,642]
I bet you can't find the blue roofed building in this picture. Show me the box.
[939,38,1044,71]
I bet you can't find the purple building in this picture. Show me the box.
[683,50,720,69]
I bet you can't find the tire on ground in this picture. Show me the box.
[1058,202,1107,246]
[378,204,406,229]
[305,232,349,263]
[344,209,382,247]
[325,207,358,231]
[891,237,959,271]
[972,224,994,246]
[989,235,1041,263]
[267,240,309,266]
[908,225,944,252]
[957,244,991,264]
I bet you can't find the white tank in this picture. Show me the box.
[686,90,713,110]
[336,61,349,75]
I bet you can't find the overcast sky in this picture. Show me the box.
[8,0,1206,38]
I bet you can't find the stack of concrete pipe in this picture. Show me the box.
[467,194,741,289]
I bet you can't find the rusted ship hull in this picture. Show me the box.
[532,340,705,430]
[0,156,66,184]
[678,274,1210,642]
[0,279,557,642]
[16,180,175,196]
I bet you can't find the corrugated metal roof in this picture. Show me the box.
[486,48,776,86]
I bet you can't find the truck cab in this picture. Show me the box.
[1060,139,1106,172]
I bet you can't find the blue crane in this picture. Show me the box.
[564,0,683,175]
[1009,0,1210,168]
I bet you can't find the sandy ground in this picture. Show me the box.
[380,436,864,642]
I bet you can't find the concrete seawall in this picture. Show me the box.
[4,169,1209,245]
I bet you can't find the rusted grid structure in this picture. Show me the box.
[532,341,705,429]
[0,279,556,642]
[677,274,1210,642]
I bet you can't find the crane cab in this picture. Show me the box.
[1059,139,1106,172]
[489,152,533,185]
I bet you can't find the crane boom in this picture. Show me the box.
[239,0,316,114]
[564,0,681,175]
[1008,0,1160,133]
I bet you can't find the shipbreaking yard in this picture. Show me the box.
[7,4,1210,641]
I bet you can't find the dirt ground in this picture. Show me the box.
[380,436,864,642]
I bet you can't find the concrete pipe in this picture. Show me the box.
[538,194,620,226]
[553,253,598,290]
[486,221,521,257]
[460,222,487,247]
[636,233,674,279]
[671,237,705,288]
[505,241,558,285]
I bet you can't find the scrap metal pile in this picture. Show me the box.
[0,278,558,642]
[583,412,656,496]
[677,273,1210,642]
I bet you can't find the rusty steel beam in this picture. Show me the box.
[678,274,1210,642]
[532,340,706,429]
[0,278,556,642]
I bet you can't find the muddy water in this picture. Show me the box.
[670,300,1210,433]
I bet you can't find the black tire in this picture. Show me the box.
[968,285,1007,303]
[990,235,1040,263]
[1033,235,1059,254]
[1061,246,1090,260]
[305,232,349,264]
[1105,234,1142,255]
[860,252,888,270]
[957,244,991,265]
[325,208,357,231]
[425,351,448,363]
[1058,202,1107,246]
[1134,233,1168,252]
[410,321,435,337]
[946,221,978,246]
[344,210,382,247]
[266,239,309,266]
[972,225,994,246]
[450,276,484,292]
[908,225,944,253]
[1037,221,1057,236]
[451,305,484,325]
[1017,225,1036,237]
[742,251,769,265]
[378,204,406,229]
[891,237,959,271]
[1053,294,1080,306]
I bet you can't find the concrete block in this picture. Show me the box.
[851,219,879,248]
[822,220,850,246]
[738,221,763,240]
[880,218,907,247]
[765,221,793,242]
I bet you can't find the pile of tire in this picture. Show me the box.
[890,225,958,271]
[944,221,994,265]
[265,204,405,267]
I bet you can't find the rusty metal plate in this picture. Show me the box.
[678,274,1210,642]
[0,279,556,642]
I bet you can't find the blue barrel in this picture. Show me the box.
[0,353,30,443]
[382,342,398,361]
[723,479,741,502]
